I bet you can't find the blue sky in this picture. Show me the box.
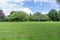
[0,0,59,15]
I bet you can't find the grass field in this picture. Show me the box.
[0,22,60,40]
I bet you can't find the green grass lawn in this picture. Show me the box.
[0,22,60,40]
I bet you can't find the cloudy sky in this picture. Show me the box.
[0,0,59,15]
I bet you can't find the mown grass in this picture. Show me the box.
[0,22,60,40]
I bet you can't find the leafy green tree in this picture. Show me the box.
[48,9,58,21]
[40,14,50,21]
[33,12,41,21]
[4,15,11,21]
[57,11,60,20]
[9,11,28,21]
[28,13,33,21]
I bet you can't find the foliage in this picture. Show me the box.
[0,9,60,21]
[33,12,41,21]
[28,13,33,21]
[9,11,28,21]
[40,14,50,21]
[48,9,58,21]
[57,11,60,20]
[56,0,60,5]
[0,10,5,21]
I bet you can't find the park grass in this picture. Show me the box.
[0,22,60,40]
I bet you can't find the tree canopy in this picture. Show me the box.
[56,0,60,5]
[33,12,41,21]
[48,9,58,21]
[0,9,60,22]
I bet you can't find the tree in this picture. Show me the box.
[48,9,58,21]
[9,11,28,21]
[33,12,41,21]
[28,13,33,21]
[57,11,60,20]
[0,10,5,21]
[4,15,11,21]
[40,14,50,21]
[56,0,60,5]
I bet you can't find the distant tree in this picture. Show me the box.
[10,11,15,15]
[0,10,5,21]
[28,13,33,21]
[40,14,50,21]
[9,11,28,21]
[48,9,58,21]
[33,12,41,21]
[57,11,60,20]
[56,0,60,5]
[4,15,11,21]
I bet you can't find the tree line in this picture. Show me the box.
[0,9,60,22]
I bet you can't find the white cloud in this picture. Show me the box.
[0,0,58,15]
[0,0,25,15]
[34,0,56,3]
[34,0,59,8]
[21,8,32,14]
[42,12,48,14]
[0,0,33,15]
[34,0,57,6]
